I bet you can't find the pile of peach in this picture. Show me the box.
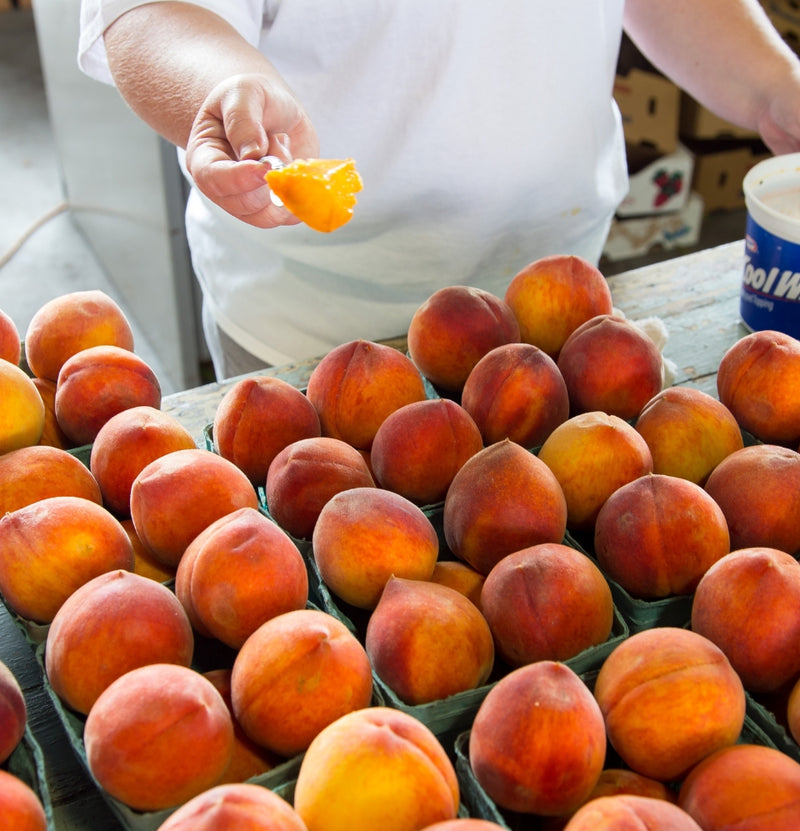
[2,251,800,830]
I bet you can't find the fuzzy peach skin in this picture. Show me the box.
[0,308,21,366]
[0,769,48,831]
[154,782,308,831]
[31,376,74,449]
[202,670,282,785]
[563,795,701,831]
[480,542,614,667]
[45,569,194,715]
[306,339,427,450]
[54,344,162,446]
[691,547,800,694]
[120,518,176,583]
[703,443,800,555]
[429,560,485,610]
[370,398,484,505]
[0,444,102,515]
[0,495,134,623]
[90,405,196,518]
[594,627,746,782]
[469,660,606,816]
[537,411,653,533]
[266,436,376,540]
[293,707,459,831]
[24,289,134,382]
[443,439,567,576]
[594,473,731,600]
[0,661,26,765]
[460,342,569,449]
[0,360,45,454]
[717,329,800,446]
[84,663,234,813]
[129,448,259,567]
[504,254,613,359]
[365,576,494,705]
[634,386,744,485]
[678,743,800,830]
[213,375,321,486]
[406,285,521,393]
[312,487,439,609]
[231,608,373,758]
[557,314,664,421]
[421,823,506,831]
[175,507,308,650]
[584,768,678,803]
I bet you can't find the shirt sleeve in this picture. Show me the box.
[78,0,266,84]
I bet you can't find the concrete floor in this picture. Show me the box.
[1,6,748,397]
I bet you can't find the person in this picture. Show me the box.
[78,1,800,380]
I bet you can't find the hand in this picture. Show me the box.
[185,74,320,228]
[756,69,800,155]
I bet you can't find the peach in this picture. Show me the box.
[175,507,308,649]
[0,444,102,515]
[121,518,176,582]
[788,675,800,744]
[293,706,459,831]
[305,339,427,449]
[0,495,134,623]
[703,443,800,555]
[469,660,606,816]
[312,487,439,609]
[406,285,521,393]
[370,398,484,505]
[585,768,678,803]
[557,314,664,420]
[84,663,234,812]
[231,609,373,758]
[537,411,654,533]
[213,375,321,486]
[130,448,259,567]
[504,254,614,359]
[678,743,800,830]
[594,473,730,599]
[0,360,45,454]
[365,576,494,705]
[0,308,21,366]
[563,795,701,831]
[24,289,134,382]
[30,377,73,449]
[203,670,282,784]
[717,329,800,445]
[154,782,307,831]
[45,569,194,715]
[460,342,569,448]
[266,436,376,540]
[443,439,568,575]
[54,344,162,446]
[429,560,485,609]
[421,824,506,831]
[691,546,800,693]
[634,386,744,485]
[90,405,196,517]
[594,627,746,782]
[0,769,48,831]
[480,542,614,667]
[0,661,26,765]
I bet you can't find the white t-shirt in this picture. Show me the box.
[80,0,628,366]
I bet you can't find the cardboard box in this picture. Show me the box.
[690,140,771,213]
[680,94,760,142]
[617,143,694,218]
[613,68,681,155]
[761,0,800,53]
[603,192,704,261]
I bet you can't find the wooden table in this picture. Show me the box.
[0,239,751,830]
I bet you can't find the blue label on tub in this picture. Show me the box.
[742,214,800,339]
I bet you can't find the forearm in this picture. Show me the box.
[103,2,287,148]
[623,0,800,132]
